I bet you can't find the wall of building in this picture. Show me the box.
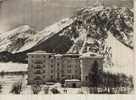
[28,53,46,84]
[62,56,81,80]
[54,54,63,81]
[28,53,81,85]
[80,57,103,86]
[27,53,56,84]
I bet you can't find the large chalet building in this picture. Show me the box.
[27,51,104,86]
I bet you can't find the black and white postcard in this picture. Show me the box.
[0,0,134,96]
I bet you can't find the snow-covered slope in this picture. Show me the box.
[0,25,36,53]
[17,18,73,53]
[0,18,73,54]
[104,32,134,75]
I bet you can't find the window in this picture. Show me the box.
[35,70,42,74]
[36,64,41,67]
[61,75,64,77]
[36,55,40,58]
[72,75,74,79]
[57,63,59,66]
[67,70,71,73]
[57,73,59,77]
[51,70,53,73]
[62,70,64,73]
[35,60,42,64]
[75,65,77,68]
[51,75,53,79]
[43,75,46,78]
[43,70,45,73]
[35,66,41,69]
[51,65,53,68]
[85,76,88,81]
[49,55,51,58]
[34,76,42,80]
[68,65,71,68]
[68,75,71,78]
[67,59,71,63]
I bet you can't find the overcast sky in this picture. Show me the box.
[0,0,133,33]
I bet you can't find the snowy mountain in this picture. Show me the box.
[0,18,73,54]
[0,25,36,53]
[0,6,133,68]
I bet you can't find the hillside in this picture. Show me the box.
[103,32,133,75]
[0,25,36,53]
[0,18,73,54]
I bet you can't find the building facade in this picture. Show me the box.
[80,52,104,86]
[27,51,81,85]
[61,54,81,81]
[27,51,56,84]
[27,51,104,86]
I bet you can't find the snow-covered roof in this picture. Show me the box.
[80,52,103,58]
[65,79,80,82]
[55,54,63,57]
[28,50,54,55]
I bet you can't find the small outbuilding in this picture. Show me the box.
[64,79,81,88]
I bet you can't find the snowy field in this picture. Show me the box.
[0,62,27,94]
[0,62,88,94]
[0,62,27,72]
[0,74,88,94]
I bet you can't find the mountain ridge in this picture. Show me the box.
[0,6,133,65]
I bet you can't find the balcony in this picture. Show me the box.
[34,70,43,74]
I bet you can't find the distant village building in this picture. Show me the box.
[27,51,104,87]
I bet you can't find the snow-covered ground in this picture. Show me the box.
[0,62,27,94]
[0,62,86,94]
[0,75,27,94]
[0,62,27,72]
[0,75,88,94]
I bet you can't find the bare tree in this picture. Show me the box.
[10,81,23,94]
[0,83,2,93]
[31,85,41,94]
